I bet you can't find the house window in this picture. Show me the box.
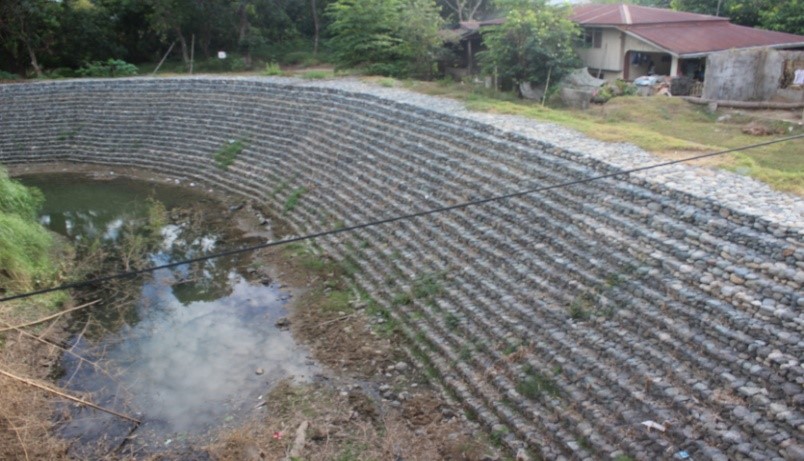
[584,28,602,49]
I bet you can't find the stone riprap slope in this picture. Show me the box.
[1,78,802,461]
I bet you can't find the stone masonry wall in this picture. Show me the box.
[0,78,802,461]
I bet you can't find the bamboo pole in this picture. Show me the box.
[152,40,177,76]
[542,67,553,107]
[190,33,195,75]
[0,300,100,332]
[0,368,141,425]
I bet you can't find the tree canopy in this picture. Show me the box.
[478,0,581,91]
[2,0,800,78]
[670,0,804,33]
[0,0,340,76]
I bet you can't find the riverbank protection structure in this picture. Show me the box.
[1,77,802,461]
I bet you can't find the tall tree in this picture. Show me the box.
[310,0,321,54]
[327,0,443,77]
[439,0,491,21]
[670,0,721,15]
[327,0,405,73]
[400,0,444,78]
[145,0,199,65]
[760,0,804,34]
[0,0,61,76]
[478,0,581,93]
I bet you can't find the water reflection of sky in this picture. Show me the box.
[110,274,316,434]
[18,174,318,455]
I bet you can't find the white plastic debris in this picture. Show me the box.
[641,420,666,432]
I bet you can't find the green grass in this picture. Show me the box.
[213,139,246,170]
[401,79,803,195]
[263,61,283,76]
[0,168,56,293]
[516,366,560,399]
[411,271,445,299]
[56,128,80,141]
[391,291,412,306]
[321,289,351,312]
[283,187,307,213]
[301,70,330,80]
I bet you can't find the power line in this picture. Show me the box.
[2,133,802,303]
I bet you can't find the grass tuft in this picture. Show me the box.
[283,187,307,213]
[214,139,246,170]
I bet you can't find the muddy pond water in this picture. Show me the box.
[18,173,318,456]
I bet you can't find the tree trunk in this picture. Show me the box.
[310,0,320,55]
[175,27,190,65]
[237,0,251,66]
[25,39,42,77]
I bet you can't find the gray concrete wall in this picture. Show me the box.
[704,48,804,101]
[1,78,802,461]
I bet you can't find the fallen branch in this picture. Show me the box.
[318,314,355,328]
[0,367,141,425]
[0,318,120,386]
[0,300,100,332]
[3,415,30,461]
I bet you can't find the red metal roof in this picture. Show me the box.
[627,21,804,56]
[571,3,725,26]
[571,3,804,56]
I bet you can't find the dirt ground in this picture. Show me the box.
[0,164,500,461]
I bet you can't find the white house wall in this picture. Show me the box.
[577,28,625,72]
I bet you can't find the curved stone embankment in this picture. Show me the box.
[1,77,802,461]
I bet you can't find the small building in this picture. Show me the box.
[571,3,804,81]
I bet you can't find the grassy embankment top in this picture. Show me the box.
[394,78,804,196]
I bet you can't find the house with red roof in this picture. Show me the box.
[446,3,804,85]
[570,3,804,81]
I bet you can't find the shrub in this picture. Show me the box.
[263,62,283,76]
[281,51,313,66]
[44,67,77,79]
[0,70,20,80]
[229,57,248,72]
[76,59,138,78]
[591,86,613,104]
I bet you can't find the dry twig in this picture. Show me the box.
[0,300,101,332]
[0,367,141,424]
[3,415,30,461]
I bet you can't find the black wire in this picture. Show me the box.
[2,133,802,303]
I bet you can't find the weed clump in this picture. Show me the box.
[263,62,283,76]
[283,187,307,213]
[516,366,560,399]
[214,139,246,170]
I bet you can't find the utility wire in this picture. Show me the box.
[2,133,802,303]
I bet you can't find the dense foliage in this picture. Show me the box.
[0,0,335,76]
[479,0,581,91]
[670,0,804,34]
[326,0,443,77]
[0,168,53,293]
[1,0,801,77]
